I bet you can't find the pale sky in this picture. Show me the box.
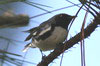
[0,0,100,66]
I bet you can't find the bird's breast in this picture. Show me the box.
[35,27,67,51]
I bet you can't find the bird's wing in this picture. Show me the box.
[36,23,51,37]
[25,21,52,41]
[24,27,38,41]
[23,27,38,33]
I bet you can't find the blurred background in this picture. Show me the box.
[0,0,100,66]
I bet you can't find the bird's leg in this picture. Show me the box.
[39,49,46,60]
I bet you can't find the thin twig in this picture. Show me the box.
[86,3,99,15]
[30,4,81,19]
[60,4,84,66]
[87,1,100,9]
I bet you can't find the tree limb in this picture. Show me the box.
[37,13,100,66]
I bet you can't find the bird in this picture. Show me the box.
[23,13,75,52]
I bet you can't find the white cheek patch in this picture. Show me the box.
[39,26,51,36]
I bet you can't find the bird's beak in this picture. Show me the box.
[71,15,77,18]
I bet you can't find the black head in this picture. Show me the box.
[54,13,74,29]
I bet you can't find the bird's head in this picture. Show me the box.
[54,13,75,28]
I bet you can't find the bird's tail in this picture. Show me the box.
[22,43,32,52]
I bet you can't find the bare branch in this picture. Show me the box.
[37,13,100,66]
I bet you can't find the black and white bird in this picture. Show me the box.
[23,13,74,52]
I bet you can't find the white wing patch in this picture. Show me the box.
[33,31,37,35]
[39,26,51,36]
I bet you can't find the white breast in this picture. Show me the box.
[35,27,67,51]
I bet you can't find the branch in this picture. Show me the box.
[37,13,100,66]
